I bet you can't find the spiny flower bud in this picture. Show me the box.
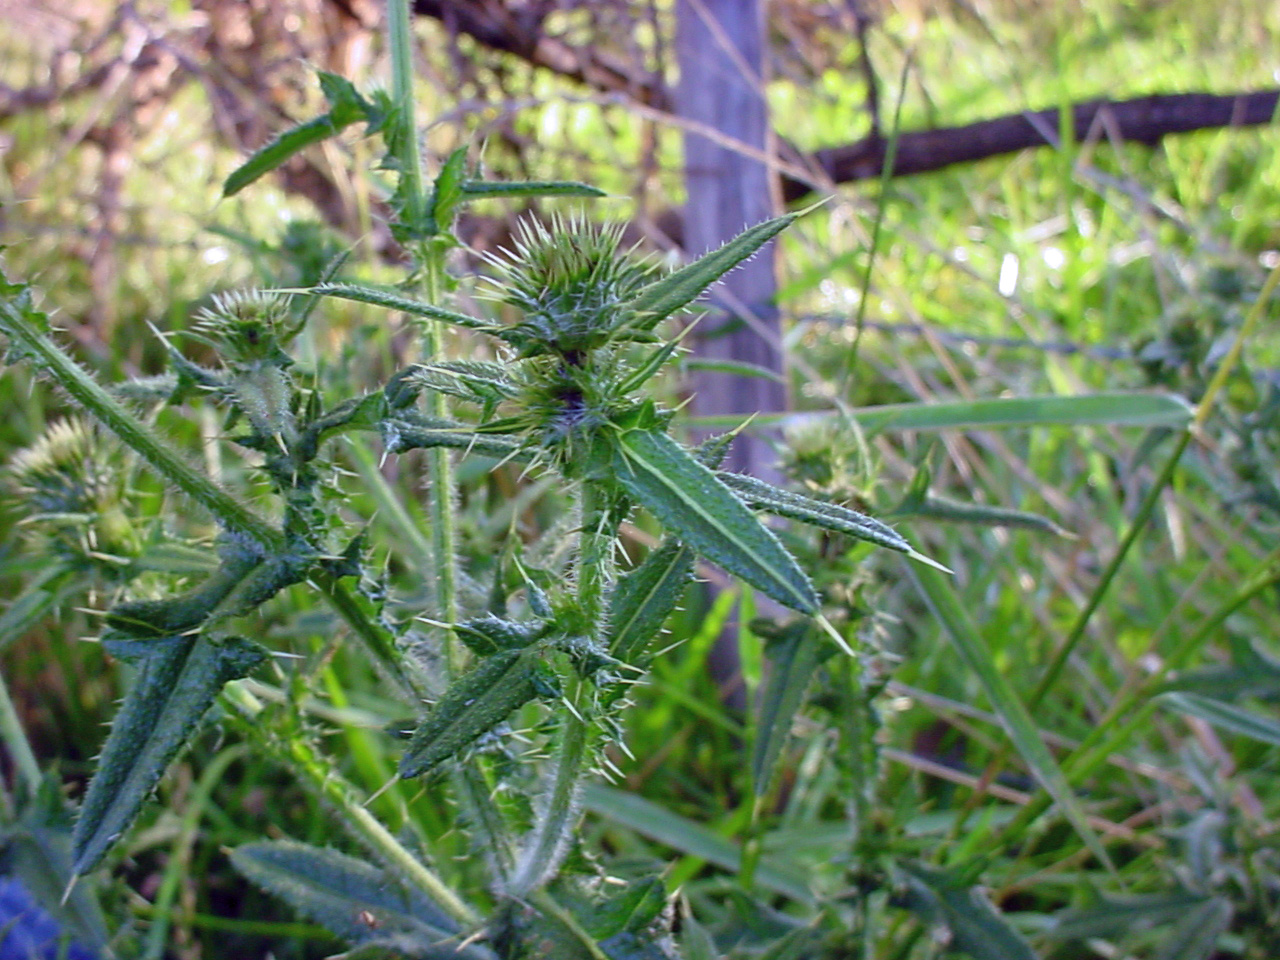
[192,290,294,367]
[485,216,660,358]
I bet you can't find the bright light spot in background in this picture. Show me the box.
[819,278,861,308]
[952,246,969,263]
[202,247,229,266]
[1043,246,1065,270]
[998,253,1019,296]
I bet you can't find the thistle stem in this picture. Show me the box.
[509,481,615,895]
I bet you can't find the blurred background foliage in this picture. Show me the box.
[2,0,1280,957]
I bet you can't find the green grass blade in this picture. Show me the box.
[908,563,1113,869]
[690,392,1195,432]
[1160,693,1280,747]
[72,634,266,873]
[460,180,606,200]
[612,428,817,613]
[580,783,814,904]
[895,861,1038,960]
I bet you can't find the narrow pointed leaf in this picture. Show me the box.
[224,73,369,197]
[1153,897,1232,960]
[231,840,494,958]
[612,428,817,614]
[580,783,814,904]
[908,564,1113,869]
[380,415,525,461]
[399,649,540,777]
[690,392,1196,432]
[1049,891,1215,941]
[753,625,827,795]
[309,283,493,332]
[224,114,358,197]
[894,491,1071,537]
[894,861,1037,960]
[606,538,695,665]
[622,213,796,331]
[73,634,266,873]
[1160,692,1280,747]
[461,180,606,200]
[718,471,912,554]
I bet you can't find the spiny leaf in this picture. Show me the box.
[399,649,540,777]
[752,624,829,795]
[893,860,1037,960]
[308,283,493,332]
[231,840,494,958]
[223,73,370,198]
[621,213,797,332]
[606,538,696,665]
[717,471,912,554]
[611,428,817,614]
[73,634,266,873]
[105,554,259,638]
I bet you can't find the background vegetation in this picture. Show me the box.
[1,0,1279,957]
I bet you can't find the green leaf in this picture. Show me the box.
[908,564,1113,869]
[580,783,814,904]
[894,491,1071,537]
[454,616,543,656]
[73,634,266,873]
[1153,897,1232,960]
[105,553,259,638]
[612,428,817,614]
[224,71,371,197]
[409,360,518,407]
[460,180,606,200]
[231,840,490,957]
[690,392,1196,432]
[585,877,668,940]
[1160,692,1280,747]
[399,648,540,777]
[682,357,787,383]
[605,538,695,665]
[717,471,913,555]
[381,414,525,461]
[424,147,469,235]
[893,861,1037,960]
[621,213,796,332]
[308,283,493,332]
[1157,637,1280,698]
[1049,890,1216,941]
[0,568,81,653]
[752,624,827,795]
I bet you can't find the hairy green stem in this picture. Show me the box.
[386,0,425,232]
[509,482,614,895]
[224,687,479,927]
[0,299,283,553]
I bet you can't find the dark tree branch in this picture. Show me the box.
[782,89,1280,201]
[411,0,669,109]
[404,3,1277,201]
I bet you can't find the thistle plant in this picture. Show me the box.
[0,7,949,954]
